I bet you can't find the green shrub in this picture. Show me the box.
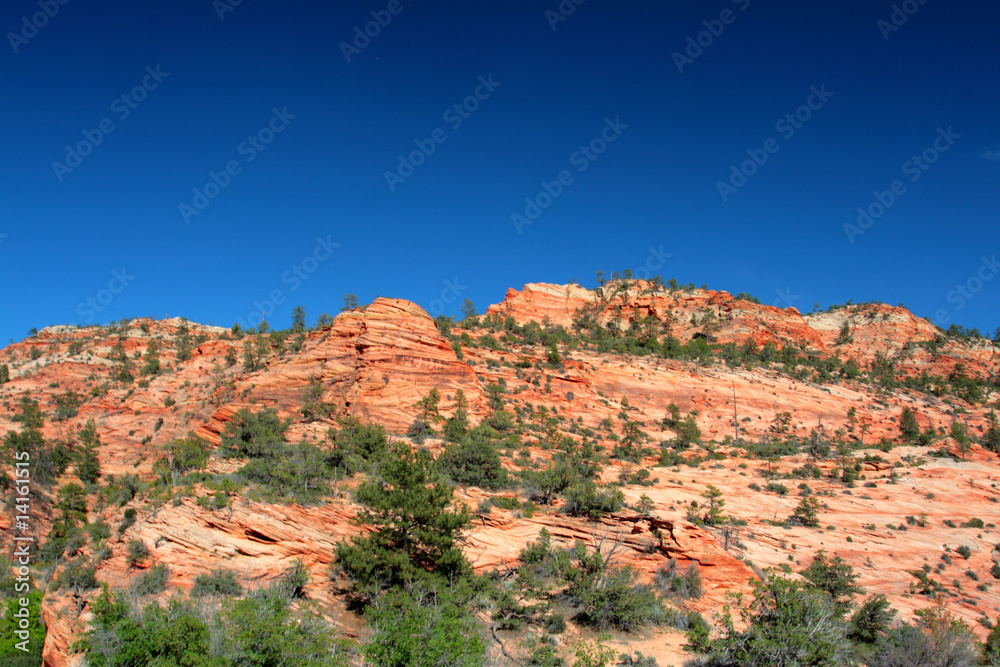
[325,417,390,474]
[695,576,853,664]
[986,618,1000,665]
[75,584,348,667]
[0,590,44,665]
[87,519,111,542]
[53,390,81,421]
[437,426,509,490]
[167,432,210,473]
[361,588,485,667]
[55,557,99,593]
[127,539,150,567]
[192,568,243,597]
[568,561,666,632]
[848,594,896,644]
[216,589,347,666]
[545,613,567,635]
[118,507,137,535]
[563,481,624,519]
[406,418,435,444]
[871,619,979,667]
[221,408,290,458]
[655,558,703,600]
[525,639,565,667]
[102,473,146,506]
[131,563,170,596]
[684,611,712,652]
[276,559,311,599]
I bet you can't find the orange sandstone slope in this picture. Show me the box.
[0,282,998,666]
[490,280,998,378]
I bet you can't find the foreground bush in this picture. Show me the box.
[869,621,979,667]
[695,576,854,666]
[78,583,347,666]
[362,588,486,667]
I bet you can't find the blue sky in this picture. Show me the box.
[2,0,998,342]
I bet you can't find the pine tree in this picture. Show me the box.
[700,485,726,525]
[950,420,970,459]
[984,410,1000,454]
[485,383,505,415]
[291,306,306,332]
[800,550,862,614]
[790,496,820,527]
[76,419,102,485]
[112,338,134,384]
[242,335,270,371]
[898,407,920,444]
[141,341,161,375]
[415,388,441,423]
[335,443,471,597]
[175,320,193,362]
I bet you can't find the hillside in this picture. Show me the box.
[2,280,999,666]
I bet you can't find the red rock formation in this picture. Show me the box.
[0,282,997,666]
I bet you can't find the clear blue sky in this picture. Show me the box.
[2,0,998,342]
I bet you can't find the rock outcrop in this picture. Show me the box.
[0,282,997,666]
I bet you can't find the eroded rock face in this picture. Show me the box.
[0,283,997,666]
[200,298,483,439]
